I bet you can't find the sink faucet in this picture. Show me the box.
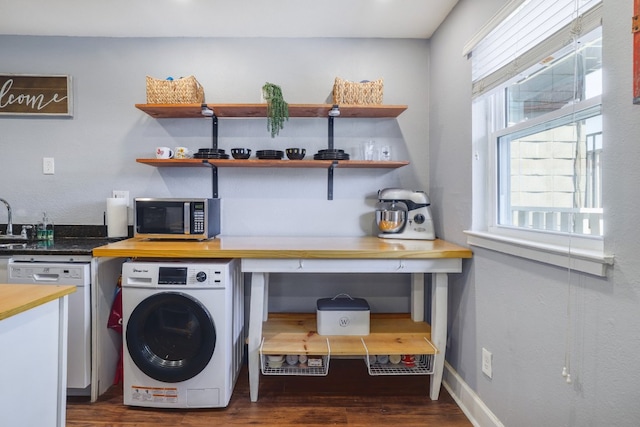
[0,198,13,236]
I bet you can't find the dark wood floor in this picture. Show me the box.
[67,360,471,426]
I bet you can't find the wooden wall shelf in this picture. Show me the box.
[135,103,407,119]
[136,158,409,169]
[134,101,409,199]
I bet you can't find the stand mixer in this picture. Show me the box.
[375,188,435,240]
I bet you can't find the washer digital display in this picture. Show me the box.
[158,267,188,285]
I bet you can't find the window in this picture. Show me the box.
[496,27,602,237]
[465,0,611,276]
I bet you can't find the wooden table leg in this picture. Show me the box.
[248,272,267,402]
[57,295,69,427]
[429,272,448,400]
[410,273,425,322]
[263,273,269,322]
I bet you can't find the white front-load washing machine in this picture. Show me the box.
[121,259,244,408]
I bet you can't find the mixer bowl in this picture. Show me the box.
[376,209,406,233]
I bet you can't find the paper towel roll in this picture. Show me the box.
[106,198,128,238]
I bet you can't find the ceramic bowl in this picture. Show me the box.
[286,148,306,160]
[268,360,284,368]
[267,355,284,368]
[231,148,251,159]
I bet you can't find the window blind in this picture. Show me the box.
[468,0,602,98]
[462,0,527,58]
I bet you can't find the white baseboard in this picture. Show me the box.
[442,361,504,427]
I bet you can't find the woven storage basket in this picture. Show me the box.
[332,77,383,105]
[146,75,205,104]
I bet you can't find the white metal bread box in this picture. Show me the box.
[316,294,370,336]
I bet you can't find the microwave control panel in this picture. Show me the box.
[192,202,205,234]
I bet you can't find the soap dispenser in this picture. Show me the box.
[37,213,47,240]
[45,213,54,241]
[37,212,54,241]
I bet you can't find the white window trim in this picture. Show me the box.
[468,95,612,277]
[465,230,613,277]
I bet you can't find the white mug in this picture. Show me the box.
[174,146,192,159]
[156,147,174,159]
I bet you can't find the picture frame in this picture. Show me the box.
[0,74,73,116]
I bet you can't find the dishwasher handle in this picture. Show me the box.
[32,273,61,282]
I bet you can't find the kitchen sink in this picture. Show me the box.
[0,243,27,249]
[0,235,27,242]
[0,234,27,243]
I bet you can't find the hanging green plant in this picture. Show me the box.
[262,82,289,138]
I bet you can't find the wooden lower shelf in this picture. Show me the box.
[261,313,436,357]
[136,158,409,169]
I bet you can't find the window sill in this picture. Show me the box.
[464,230,613,277]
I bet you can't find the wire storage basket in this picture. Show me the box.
[362,337,435,376]
[364,353,434,376]
[332,77,383,105]
[259,338,331,376]
[146,75,205,104]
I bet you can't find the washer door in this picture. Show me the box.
[126,292,216,383]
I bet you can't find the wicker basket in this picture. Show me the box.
[332,77,383,105]
[146,75,205,104]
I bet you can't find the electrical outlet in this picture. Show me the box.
[43,157,55,175]
[112,190,129,205]
[482,347,493,378]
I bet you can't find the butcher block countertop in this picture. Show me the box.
[0,284,76,321]
[92,236,472,259]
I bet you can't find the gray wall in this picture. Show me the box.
[0,36,429,231]
[430,1,640,426]
[0,36,430,311]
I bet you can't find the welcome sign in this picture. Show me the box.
[0,74,72,116]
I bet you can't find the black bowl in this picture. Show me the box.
[231,148,251,159]
[286,148,306,160]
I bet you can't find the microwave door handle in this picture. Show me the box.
[184,202,190,234]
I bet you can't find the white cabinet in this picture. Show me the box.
[0,285,75,427]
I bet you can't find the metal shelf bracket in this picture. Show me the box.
[201,161,219,199]
[201,104,219,197]
[328,161,337,200]
[326,106,339,200]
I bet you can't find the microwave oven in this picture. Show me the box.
[134,198,220,240]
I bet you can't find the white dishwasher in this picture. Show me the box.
[8,258,92,394]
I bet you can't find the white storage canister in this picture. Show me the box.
[316,293,370,336]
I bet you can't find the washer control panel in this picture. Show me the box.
[122,260,235,289]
